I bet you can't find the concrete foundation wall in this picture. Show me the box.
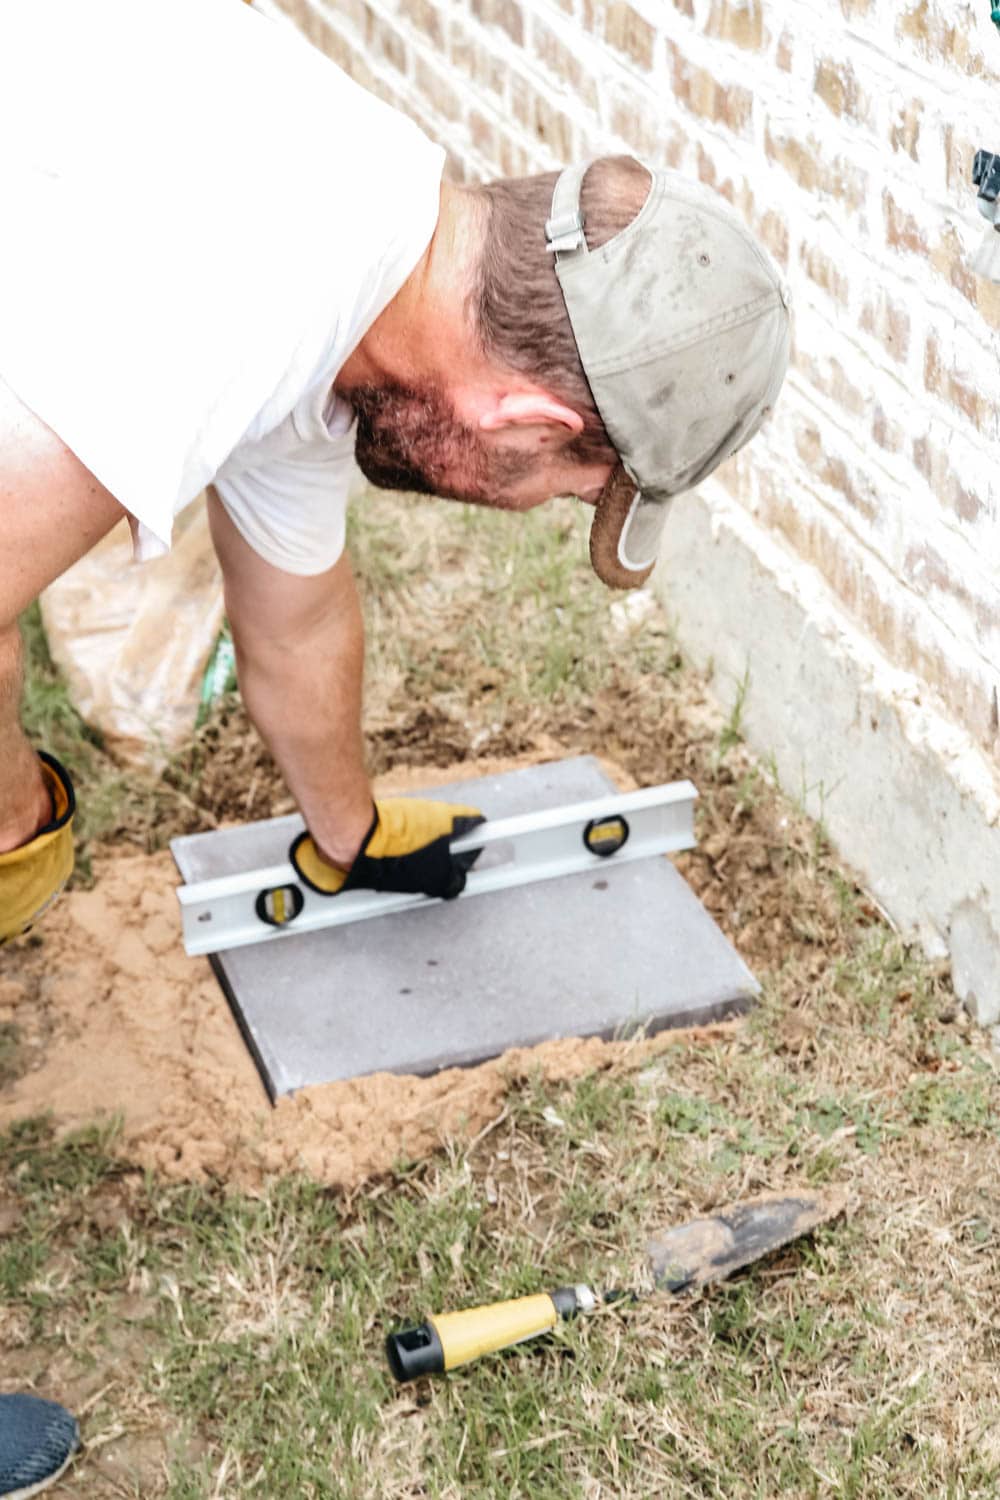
[264,0,1000,1017]
[658,483,1000,1024]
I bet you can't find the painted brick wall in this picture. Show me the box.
[269,0,1000,764]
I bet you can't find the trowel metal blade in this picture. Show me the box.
[646,1189,846,1293]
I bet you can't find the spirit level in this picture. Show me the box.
[176,780,698,957]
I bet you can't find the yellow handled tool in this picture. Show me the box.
[386,1188,846,1382]
[385,1285,597,1381]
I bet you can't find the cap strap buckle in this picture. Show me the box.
[546,162,591,260]
[545,210,586,254]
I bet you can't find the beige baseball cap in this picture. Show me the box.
[546,161,792,589]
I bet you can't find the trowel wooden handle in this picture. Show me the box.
[385,1284,596,1381]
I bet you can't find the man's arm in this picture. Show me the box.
[206,488,374,868]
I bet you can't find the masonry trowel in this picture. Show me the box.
[386,1188,845,1381]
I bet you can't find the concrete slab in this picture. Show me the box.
[171,757,758,1100]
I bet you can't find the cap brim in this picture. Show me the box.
[589,464,669,590]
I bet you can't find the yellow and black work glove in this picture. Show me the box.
[289,799,485,902]
[0,753,76,944]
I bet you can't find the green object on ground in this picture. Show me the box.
[197,626,237,726]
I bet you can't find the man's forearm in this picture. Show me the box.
[207,489,376,869]
[228,566,374,869]
[0,622,51,853]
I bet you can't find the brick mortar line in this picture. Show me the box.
[271,6,656,164]
[656,0,1000,85]
[774,376,999,583]
[696,474,1000,797]
[721,480,1000,701]
[408,23,636,155]
[653,14,991,97]
[473,30,649,118]
[780,369,923,486]
[656,29,996,153]
[740,414,953,561]
[794,321,1000,456]
[776,406,996,543]
[770,469,1000,628]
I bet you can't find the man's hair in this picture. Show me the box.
[472,155,651,464]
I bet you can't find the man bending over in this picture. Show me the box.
[0,0,789,1487]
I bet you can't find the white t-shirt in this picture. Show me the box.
[0,0,445,574]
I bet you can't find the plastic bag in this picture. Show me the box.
[39,494,224,767]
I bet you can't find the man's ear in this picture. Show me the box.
[478,391,584,434]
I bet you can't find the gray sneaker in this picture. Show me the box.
[0,1395,79,1498]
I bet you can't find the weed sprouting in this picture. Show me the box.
[717,665,751,757]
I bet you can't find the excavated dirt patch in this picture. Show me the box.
[4,493,891,1193]
[0,757,734,1189]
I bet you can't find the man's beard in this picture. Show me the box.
[346,380,536,508]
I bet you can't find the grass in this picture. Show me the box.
[6,485,1000,1495]
[4,977,1000,1499]
[716,666,750,759]
[0,1022,21,1088]
[347,492,618,718]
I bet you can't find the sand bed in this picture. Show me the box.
[0,766,729,1189]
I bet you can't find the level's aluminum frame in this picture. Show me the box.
[177,780,698,957]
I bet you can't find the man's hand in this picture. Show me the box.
[290,798,485,901]
[0,753,75,943]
